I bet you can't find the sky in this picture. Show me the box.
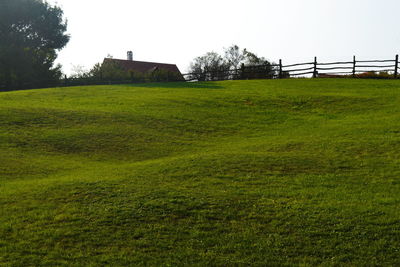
[47,0,400,76]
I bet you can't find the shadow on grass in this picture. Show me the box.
[0,81,224,93]
[121,81,224,89]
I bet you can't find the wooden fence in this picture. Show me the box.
[2,55,400,91]
[182,55,400,81]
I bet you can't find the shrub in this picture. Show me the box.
[355,71,394,79]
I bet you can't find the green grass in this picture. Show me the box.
[1,79,400,266]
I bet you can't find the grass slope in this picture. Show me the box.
[1,79,400,266]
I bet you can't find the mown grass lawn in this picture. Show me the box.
[1,79,400,266]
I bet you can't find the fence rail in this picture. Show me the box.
[182,55,400,81]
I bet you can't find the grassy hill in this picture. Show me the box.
[1,79,400,266]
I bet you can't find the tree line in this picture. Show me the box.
[187,45,277,81]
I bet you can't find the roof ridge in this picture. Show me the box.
[104,58,178,66]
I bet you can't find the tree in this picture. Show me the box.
[224,45,245,70]
[188,45,277,81]
[188,52,229,81]
[225,45,276,79]
[88,63,102,79]
[240,50,277,79]
[242,50,269,66]
[98,60,131,81]
[0,0,69,89]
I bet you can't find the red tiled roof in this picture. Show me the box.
[103,58,182,75]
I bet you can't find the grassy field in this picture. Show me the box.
[1,79,400,266]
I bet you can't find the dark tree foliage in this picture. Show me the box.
[0,0,69,90]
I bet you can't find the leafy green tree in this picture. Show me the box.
[89,63,102,79]
[149,68,184,82]
[98,60,131,81]
[0,0,69,89]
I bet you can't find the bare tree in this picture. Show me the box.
[224,45,245,70]
[70,65,89,79]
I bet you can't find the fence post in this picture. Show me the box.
[241,63,245,80]
[395,55,398,79]
[313,57,317,78]
[352,56,356,77]
[279,59,282,79]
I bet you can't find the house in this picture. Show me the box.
[102,51,184,81]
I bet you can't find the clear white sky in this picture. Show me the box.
[48,0,400,75]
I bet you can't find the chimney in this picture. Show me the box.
[127,51,133,61]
